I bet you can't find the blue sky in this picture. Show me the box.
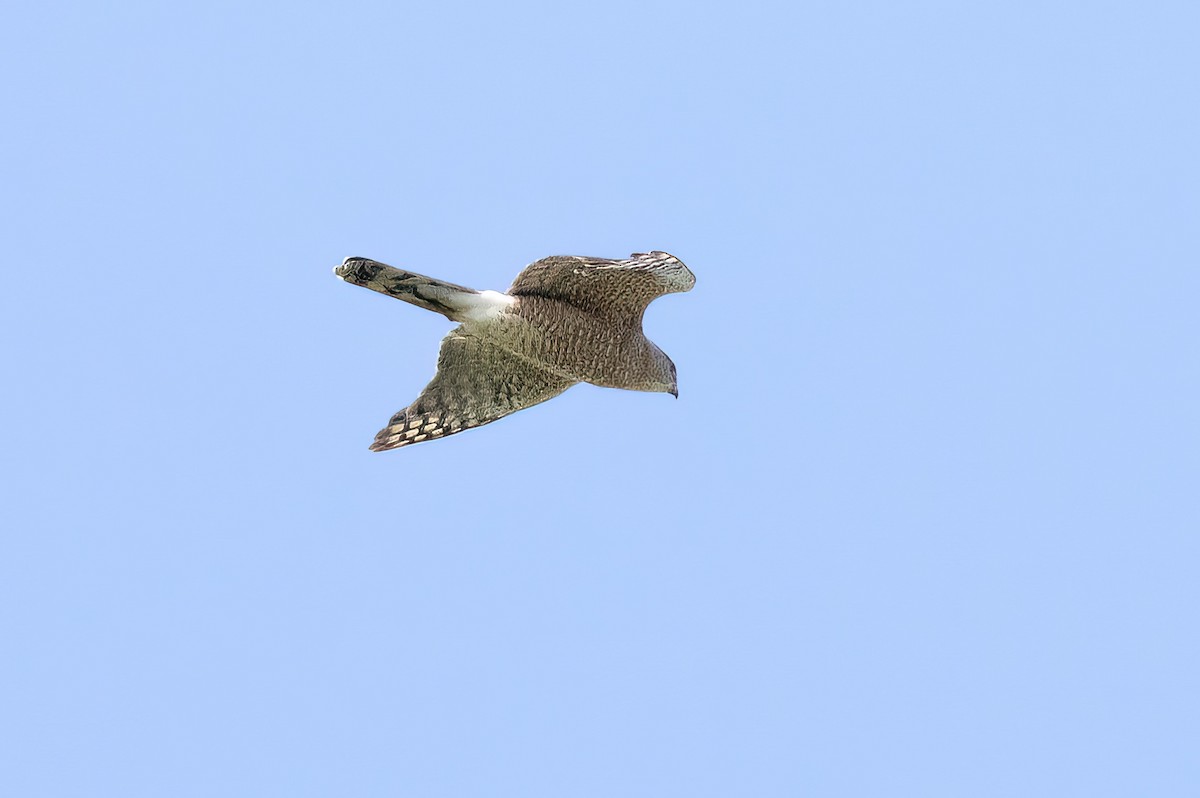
[2,1,1197,795]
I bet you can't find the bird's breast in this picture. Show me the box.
[495,297,647,385]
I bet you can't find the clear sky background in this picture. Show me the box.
[2,1,1197,795]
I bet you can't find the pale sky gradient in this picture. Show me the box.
[2,1,1198,796]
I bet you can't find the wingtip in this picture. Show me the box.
[369,433,397,452]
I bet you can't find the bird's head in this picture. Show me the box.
[648,346,679,398]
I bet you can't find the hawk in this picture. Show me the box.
[334,251,695,451]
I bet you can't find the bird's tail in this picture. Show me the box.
[334,257,498,322]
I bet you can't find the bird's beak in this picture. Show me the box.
[670,386,679,399]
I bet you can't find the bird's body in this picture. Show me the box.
[334,251,694,451]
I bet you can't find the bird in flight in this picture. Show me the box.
[334,251,695,451]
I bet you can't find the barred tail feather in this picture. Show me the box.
[335,257,506,322]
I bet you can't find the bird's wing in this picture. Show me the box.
[370,327,575,451]
[507,251,695,323]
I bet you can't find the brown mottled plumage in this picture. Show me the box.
[334,251,695,451]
